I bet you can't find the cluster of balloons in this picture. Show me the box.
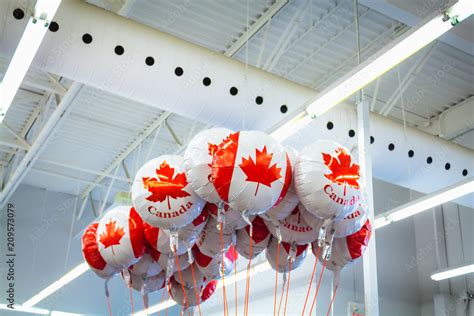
[81,128,372,310]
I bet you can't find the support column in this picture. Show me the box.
[358,100,380,315]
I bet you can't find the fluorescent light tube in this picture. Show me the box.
[23,263,88,307]
[0,0,61,122]
[305,0,473,117]
[431,263,474,281]
[374,178,473,229]
[0,304,49,314]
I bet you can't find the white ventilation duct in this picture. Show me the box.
[0,0,472,207]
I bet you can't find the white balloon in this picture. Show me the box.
[184,128,233,203]
[173,263,205,289]
[235,217,270,259]
[313,219,372,271]
[265,238,308,273]
[97,206,146,268]
[157,251,191,274]
[82,222,121,279]
[125,271,166,293]
[260,147,299,222]
[206,203,250,231]
[295,141,361,220]
[132,155,206,229]
[264,204,320,245]
[211,131,292,215]
[302,204,368,238]
[129,252,162,278]
[196,216,233,258]
[178,208,209,245]
[193,246,236,279]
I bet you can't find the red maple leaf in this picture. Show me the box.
[239,146,282,195]
[142,161,191,209]
[99,220,125,255]
[208,142,219,157]
[322,147,360,195]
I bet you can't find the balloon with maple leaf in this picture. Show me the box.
[264,204,320,245]
[235,216,271,259]
[82,222,121,279]
[312,218,372,272]
[195,216,233,258]
[211,131,292,215]
[132,155,206,230]
[265,237,309,273]
[97,205,147,268]
[302,203,368,238]
[169,277,219,307]
[295,140,362,221]
[184,127,234,203]
[260,147,299,222]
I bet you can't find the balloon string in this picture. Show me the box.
[243,231,254,316]
[175,253,191,316]
[189,263,203,316]
[325,286,338,316]
[277,274,286,316]
[273,241,281,316]
[219,227,229,316]
[301,246,320,316]
[105,292,112,316]
[166,282,170,316]
[283,261,292,316]
[309,259,327,315]
[234,248,238,316]
[130,286,134,315]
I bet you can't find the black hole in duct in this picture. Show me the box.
[388,143,395,151]
[462,169,468,176]
[370,136,374,144]
[230,87,238,96]
[174,67,184,76]
[327,122,334,130]
[408,150,414,158]
[445,163,451,170]
[82,33,93,44]
[348,130,355,138]
[427,156,433,164]
[49,21,59,32]
[114,45,124,55]
[13,8,24,20]
[280,105,288,113]
[145,56,155,66]
[255,96,263,105]
[203,77,211,86]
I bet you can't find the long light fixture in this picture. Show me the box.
[431,263,474,281]
[0,0,61,122]
[374,178,473,229]
[22,263,88,308]
[0,304,49,315]
[305,0,473,117]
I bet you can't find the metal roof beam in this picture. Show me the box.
[0,83,83,207]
